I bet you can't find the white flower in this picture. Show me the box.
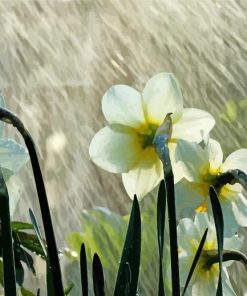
[89,73,215,199]
[178,213,241,295]
[175,138,247,236]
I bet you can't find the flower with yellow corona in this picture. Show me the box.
[175,138,247,236]
[178,213,241,295]
[89,73,215,199]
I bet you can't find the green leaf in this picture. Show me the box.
[0,94,5,137]
[0,168,17,295]
[93,253,105,296]
[219,99,238,123]
[182,228,208,296]
[153,114,180,295]
[11,221,34,232]
[114,195,141,296]
[0,259,3,286]
[67,207,127,269]
[80,243,88,295]
[64,283,74,295]
[29,209,47,258]
[13,231,46,258]
[157,180,166,296]
[20,287,36,296]
[210,186,224,296]
[0,138,29,181]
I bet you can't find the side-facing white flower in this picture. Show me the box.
[175,138,247,236]
[89,73,215,199]
[178,213,241,295]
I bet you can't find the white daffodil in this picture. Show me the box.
[89,73,215,199]
[178,213,241,295]
[175,138,247,236]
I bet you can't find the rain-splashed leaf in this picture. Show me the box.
[114,195,141,296]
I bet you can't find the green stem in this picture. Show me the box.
[0,107,64,295]
[0,169,17,296]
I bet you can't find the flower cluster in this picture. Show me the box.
[89,73,247,294]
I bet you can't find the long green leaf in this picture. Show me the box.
[209,186,224,296]
[13,231,46,258]
[157,180,166,296]
[93,253,105,296]
[114,195,141,296]
[11,221,34,232]
[0,168,17,296]
[182,228,208,296]
[29,209,47,258]
[153,114,180,296]
[0,106,64,295]
[80,243,88,295]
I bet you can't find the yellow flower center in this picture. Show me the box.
[190,240,219,279]
[137,124,159,149]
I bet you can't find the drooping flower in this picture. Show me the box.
[178,213,241,295]
[175,138,247,236]
[89,73,215,199]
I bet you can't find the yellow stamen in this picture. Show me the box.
[195,201,207,213]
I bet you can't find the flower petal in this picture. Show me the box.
[175,180,205,214]
[175,140,208,182]
[192,274,217,296]
[219,200,239,237]
[231,193,247,227]
[207,139,223,173]
[102,85,145,128]
[177,218,200,253]
[172,108,215,143]
[0,139,29,181]
[142,73,183,125]
[89,125,142,173]
[220,149,247,174]
[122,147,163,199]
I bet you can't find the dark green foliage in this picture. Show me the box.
[153,114,180,296]
[93,253,105,296]
[182,228,208,296]
[209,186,224,296]
[114,195,141,296]
[157,180,166,296]
[80,243,88,295]
[0,168,17,296]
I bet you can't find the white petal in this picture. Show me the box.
[220,149,247,174]
[222,268,237,296]
[192,275,217,296]
[172,108,215,143]
[122,147,163,199]
[102,85,145,128]
[177,218,200,253]
[89,125,142,173]
[224,234,242,252]
[142,73,183,125]
[0,139,29,181]
[175,140,208,182]
[168,141,184,183]
[175,180,205,214]
[220,200,239,237]
[194,212,214,234]
[207,139,223,173]
[231,193,247,227]
[179,253,194,287]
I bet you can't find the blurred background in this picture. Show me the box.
[0,0,247,294]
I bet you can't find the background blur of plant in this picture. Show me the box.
[1,1,247,295]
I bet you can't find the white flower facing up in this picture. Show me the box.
[178,213,241,296]
[175,138,247,236]
[89,73,215,199]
